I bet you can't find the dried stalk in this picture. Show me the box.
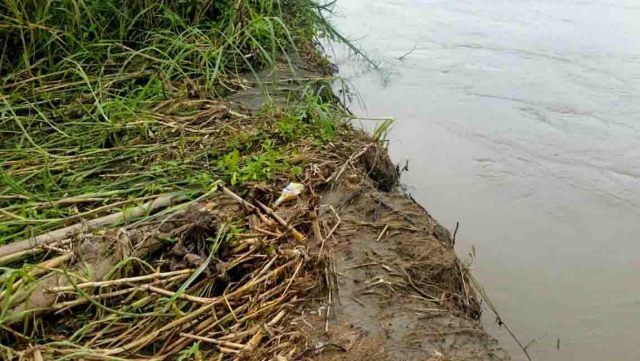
[0,194,186,259]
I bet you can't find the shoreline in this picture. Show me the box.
[0,2,509,359]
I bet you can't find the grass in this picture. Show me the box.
[0,1,388,359]
[0,0,352,245]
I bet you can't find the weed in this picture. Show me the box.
[177,341,201,361]
[373,117,395,145]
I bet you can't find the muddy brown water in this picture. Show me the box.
[328,1,640,360]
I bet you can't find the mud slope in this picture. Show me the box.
[305,150,510,361]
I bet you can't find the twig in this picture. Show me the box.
[327,144,373,185]
[179,333,249,350]
[33,349,43,361]
[345,262,379,270]
[281,260,304,299]
[398,45,418,60]
[268,309,287,326]
[452,221,460,247]
[254,227,282,237]
[397,266,439,302]
[467,273,533,361]
[221,186,257,212]
[456,259,470,309]
[375,224,389,242]
[223,293,239,322]
[140,284,216,305]
[320,205,341,256]
[255,201,305,242]
[51,287,138,311]
[221,186,274,226]
[50,269,194,292]
[309,210,323,244]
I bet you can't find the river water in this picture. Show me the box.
[328,1,640,360]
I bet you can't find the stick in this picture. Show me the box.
[0,193,186,259]
[246,329,263,351]
[255,201,305,242]
[222,186,273,226]
[51,287,137,311]
[319,205,341,256]
[221,186,256,212]
[0,238,71,266]
[268,309,287,326]
[324,206,341,240]
[309,210,322,243]
[179,333,249,350]
[222,186,304,241]
[140,285,216,305]
[452,221,460,247]
[398,45,418,60]
[49,269,194,292]
[376,224,389,242]
[33,349,43,361]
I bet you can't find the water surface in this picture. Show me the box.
[329,1,640,360]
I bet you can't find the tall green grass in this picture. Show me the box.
[0,0,350,245]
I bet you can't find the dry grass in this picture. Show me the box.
[0,168,335,360]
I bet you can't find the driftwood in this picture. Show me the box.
[0,193,185,259]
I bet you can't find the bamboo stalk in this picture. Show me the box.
[0,239,72,266]
[50,269,194,292]
[0,193,187,259]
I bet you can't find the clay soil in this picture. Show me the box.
[298,146,510,361]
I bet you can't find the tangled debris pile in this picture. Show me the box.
[0,98,381,360]
[0,181,325,360]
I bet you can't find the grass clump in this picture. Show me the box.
[0,0,349,245]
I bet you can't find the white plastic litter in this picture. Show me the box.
[274,182,305,207]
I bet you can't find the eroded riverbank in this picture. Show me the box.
[0,1,509,359]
